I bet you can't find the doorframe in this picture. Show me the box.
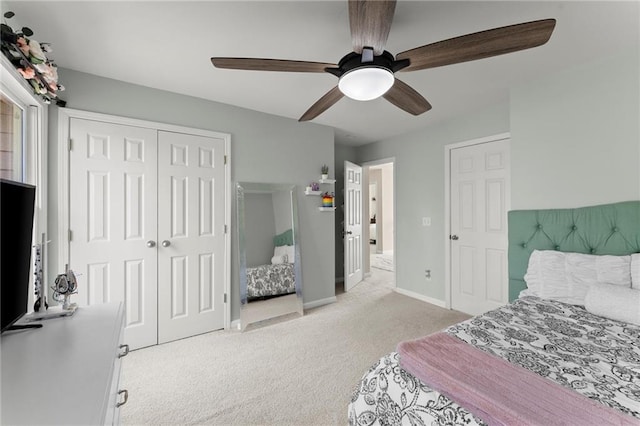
[57,108,232,329]
[361,157,396,287]
[443,132,510,309]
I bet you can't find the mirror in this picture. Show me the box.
[237,182,303,330]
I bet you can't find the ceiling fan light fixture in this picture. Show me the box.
[338,66,394,101]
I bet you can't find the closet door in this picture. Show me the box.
[69,118,158,349]
[157,131,226,343]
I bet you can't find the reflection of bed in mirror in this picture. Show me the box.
[237,182,303,331]
[246,229,296,301]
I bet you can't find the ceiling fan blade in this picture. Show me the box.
[383,79,432,116]
[397,19,556,72]
[349,0,396,55]
[211,58,336,73]
[299,86,344,122]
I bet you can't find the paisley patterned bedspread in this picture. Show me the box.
[348,296,640,425]
[246,263,295,300]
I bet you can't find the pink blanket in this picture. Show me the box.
[398,332,638,426]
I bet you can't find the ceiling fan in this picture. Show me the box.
[211,0,555,122]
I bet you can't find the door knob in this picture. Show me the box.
[346,231,353,235]
[450,235,459,240]
[161,240,171,247]
[146,240,156,248]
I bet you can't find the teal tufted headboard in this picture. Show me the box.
[273,229,294,247]
[508,201,640,301]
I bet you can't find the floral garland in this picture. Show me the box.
[0,11,65,106]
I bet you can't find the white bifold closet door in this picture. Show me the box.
[156,131,226,344]
[69,118,226,349]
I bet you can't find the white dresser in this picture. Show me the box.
[1,303,128,425]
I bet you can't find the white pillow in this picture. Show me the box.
[274,245,287,258]
[271,255,287,264]
[273,245,295,264]
[524,250,632,305]
[631,253,640,290]
[523,250,566,300]
[284,245,295,264]
[584,283,640,325]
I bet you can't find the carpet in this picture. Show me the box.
[120,275,469,425]
[371,252,394,271]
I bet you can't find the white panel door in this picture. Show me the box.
[450,138,510,315]
[69,118,158,349]
[157,131,226,343]
[344,161,363,291]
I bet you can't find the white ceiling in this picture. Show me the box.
[5,1,639,146]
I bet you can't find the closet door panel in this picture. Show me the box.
[69,118,158,350]
[157,131,226,343]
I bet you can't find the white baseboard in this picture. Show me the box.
[304,296,337,310]
[394,287,446,308]
[230,319,241,330]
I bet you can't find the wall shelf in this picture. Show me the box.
[319,178,336,184]
[308,173,335,210]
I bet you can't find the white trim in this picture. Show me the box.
[394,287,446,308]
[223,138,231,330]
[57,110,70,274]
[361,157,396,290]
[57,107,230,137]
[362,156,396,168]
[1,57,48,309]
[303,296,337,310]
[57,107,232,330]
[231,319,241,331]
[443,132,511,310]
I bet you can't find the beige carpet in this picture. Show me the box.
[120,271,469,425]
[370,252,394,272]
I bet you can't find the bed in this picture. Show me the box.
[246,229,296,301]
[349,201,640,425]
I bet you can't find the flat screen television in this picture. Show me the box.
[1,178,36,332]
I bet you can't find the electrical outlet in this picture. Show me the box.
[425,269,431,281]
[422,217,431,226]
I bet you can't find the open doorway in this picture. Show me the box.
[365,161,395,288]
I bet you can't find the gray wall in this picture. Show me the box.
[355,47,639,304]
[49,68,335,321]
[511,49,640,209]
[271,189,292,235]
[244,193,276,268]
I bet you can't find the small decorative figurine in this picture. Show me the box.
[52,265,78,311]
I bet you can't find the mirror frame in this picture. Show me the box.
[236,182,303,329]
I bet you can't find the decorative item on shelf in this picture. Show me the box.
[23,263,79,322]
[321,164,329,180]
[0,11,66,105]
[311,182,320,191]
[322,192,334,207]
